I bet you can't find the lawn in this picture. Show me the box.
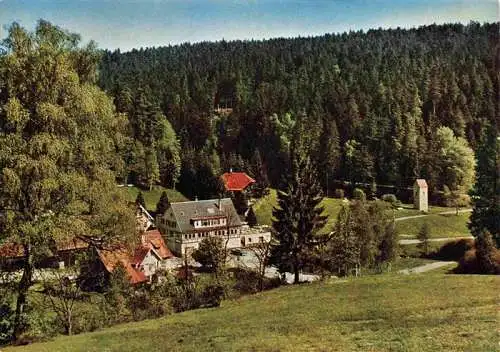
[253,190,468,237]
[253,189,344,232]
[396,212,471,239]
[6,273,498,352]
[122,185,188,212]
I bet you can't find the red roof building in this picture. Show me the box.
[97,229,175,285]
[140,229,174,260]
[97,247,148,285]
[221,171,255,192]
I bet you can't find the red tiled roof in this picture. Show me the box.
[141,229,173,259]
[97,247,148,285]
[415,179,428,188]
[131,246,151,265]
[221,172,255,191]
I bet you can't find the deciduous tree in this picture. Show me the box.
[0,21,135,340]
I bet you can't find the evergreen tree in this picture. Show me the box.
[135,192,146,209]
[156,191,171,216]
[469,125,500,247]
[318,118,341,196]
[270,117,327,284]
[475,231,499,274]
[246,206,258,227]
[330,206,360,276]
[417,222,431,256]
[250,149,270,198]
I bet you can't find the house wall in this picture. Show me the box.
[140,251,161,277]
[240,231,271,247]
[413,185,429,212]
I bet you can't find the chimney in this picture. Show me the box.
[229,168,233,173]
[195,196,198,202]
[218,197,222,211]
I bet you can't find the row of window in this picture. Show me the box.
[183,228,239,240]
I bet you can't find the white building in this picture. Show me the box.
[413,179,429,212]
[157,198,270,256]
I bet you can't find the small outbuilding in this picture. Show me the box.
[413,179,429,212]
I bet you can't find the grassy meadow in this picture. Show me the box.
[396,213,471,239]
[6,273,498,352]
[122,185,188,212]
[253,189,471,238]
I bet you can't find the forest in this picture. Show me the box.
[99,22,498,200]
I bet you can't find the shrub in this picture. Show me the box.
[381,194,398,204]
[0,299,13,344]
[352,188,366,201]
[334,189,345,199]
[428,239,474,261]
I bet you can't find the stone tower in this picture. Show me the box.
[413,179,429,212]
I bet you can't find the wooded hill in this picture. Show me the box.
[98,22,498,199]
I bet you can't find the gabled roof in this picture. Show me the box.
[415,179,428,188]
[141,229,173,259]
[170,198,241,233]
[97,247,148,285]
[221,172,255,191]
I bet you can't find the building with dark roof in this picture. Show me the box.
[156,198,243,256]
[156,197,270,256]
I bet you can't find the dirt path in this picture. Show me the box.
[399,236,473,245]
[395,208,472,222]
[398,261,457,274]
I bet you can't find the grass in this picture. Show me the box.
[7,273,498,352]
[396,212,471,239]
[122,185,188,212]
[254,190,345,232]
[254,189,469,237]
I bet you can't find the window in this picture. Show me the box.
[248,237,252,243]
[259,236,264,243]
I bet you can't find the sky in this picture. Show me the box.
[0,0,498,51]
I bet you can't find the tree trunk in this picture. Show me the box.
[13,243,33,341]
[66,313,72,336]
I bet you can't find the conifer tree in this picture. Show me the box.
[270,117,327,284]
[246,206,258,227]
[469,125,500,247]
[155,191,171,216]
[135,192,146,209]
[417,222,431,255]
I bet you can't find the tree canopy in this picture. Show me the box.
[98,22,497,196]
[0,20,135,340]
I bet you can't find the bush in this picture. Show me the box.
[334,189,345,199]
[455,248,500,274]
[352,188,366,201]
[428,239,474,261]
[381,194,397,204]
[0,299,13,344]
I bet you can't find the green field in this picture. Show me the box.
[7,273,498,352]
[396,212,471,239]
[122,185,188,212]
[253,190,469,238]
[253,189,344,232]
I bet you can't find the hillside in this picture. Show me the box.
[122,185,188,212]
[99,22,497,195]
[254,189,471,238]
[7,273,498,352]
